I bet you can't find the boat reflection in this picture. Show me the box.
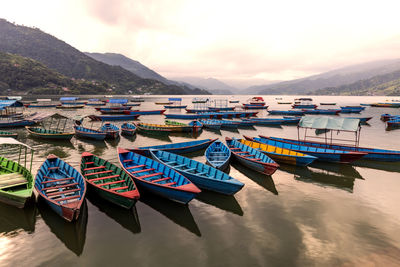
[353,160,400,173]
[308,161,363,179]
[137,132,172,142]
[0,199,37,236]
[75,139,108,156]
[195,191,244,216]
[139,192,201,237]
[231,161,278,195]
[105,136,121,148]
[37,198,88,256]
[86,191,141,234]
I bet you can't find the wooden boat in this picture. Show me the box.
[150,150,243,195]
[25,126,74,140]
[121,123,136,136]
[95,106,132,112]
[100,123,119,139]
[165,120,188,126]
[243,117,300,125]
[165,111,258,120]
[165,120,204,132]
[134,138,217,154]
[277,102,292,104]
[257,136,367,163]
[229,100,239,103]
[56,105,85,109]
[0,138,34,208]
[0,131,17,138]
[130,97,145,102]
[185,108,209,113]
[371,102,400,108]
[199,119,222,129]
[320,102,336,105]
[123,110,166,115]
[205,140,231,170]
[242,104,269,110]
[88,114,140,121]
[225,137,279,175]
[118,148,201,204]
[123,103,141,107]
[266,136,400,162]
[340,106,363,113]
[242,136,317,166]
[155,101,173,105]
[292,104,318,109]
[380,114,400,122]
[200,119,239,128]
[208,107,235,111]
[248,97,266,106]
[164,105,188,109]
[81,152,139,208]
[134,122,194,133]
[268,110,305,116]
[347,117,372,123]
[192,97,209,103]
[387,118,400,128]
[360,103,371,106]
[35,154,86,221]
[0,118,36,128]
[27,103,58,108]
[86,99,106,106]
[74,125,106,140]
[302,109,341,115]
[134,122,172,135]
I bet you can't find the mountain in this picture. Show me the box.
[0,19,209,95]
[312,69,400,96]
[171,77,237,94]
[250,59,400,95]
[0,52,108,94]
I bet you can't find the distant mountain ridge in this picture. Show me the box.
[171,76,237,94]
[0,19,209,95]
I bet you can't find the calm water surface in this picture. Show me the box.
[1,95,400,267]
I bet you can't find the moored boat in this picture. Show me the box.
[242,104,269,110]
[123,110,166,115]
[56,104,85,109]
[88,114,140,121]
[268,110,305,116]
[320,102,336,105]
[225,137,279,175]
[0,131,17,138]
[74,125,106,140]
[81,152,139,209]
[205,140,231,170]
[100,123,119,139]
[150,150,243,195]
[35,154,86,221]
[134,122,194,133]
[121,123,136,136]
[302,109,341,115]
[25,126,74,140]
[118,148,201,204]
[387,118,400,128]
[133,138,217,154]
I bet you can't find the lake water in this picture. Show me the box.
[1,95,400,267]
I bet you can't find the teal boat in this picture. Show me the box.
[26,126,74,140]
[205,140,231,170]
[0,131,18,138]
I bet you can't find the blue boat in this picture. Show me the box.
[123,110,166,115]
[134,138,217,154]
[225,137,279,175]
[256,136,367,163]
[268,110,305,116]
[292,104,317,109]
[381,114,400,121]
[121,123,136,136]
[164,105,187,109]
[199,119,222,129]
[74,125,106,140]
[100,123,119,139]
[387,118,400,128]
[88,114,140,121]
[302,109,341,115]
[0,119,36,128]
[150,150,243,195]
[118,148,201,204]
[208,107,235,111]
[243,117,300,125]
[340,107,363,113]
[267,136,400,162]
[205,140,231,170]
[211,119,240,128]
[242,104,269,110]
[165,111,258,120]
[347,117,372,123]
[35,154,86,222]
[123,103,141,107]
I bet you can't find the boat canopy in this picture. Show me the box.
[169,98,182,101]
[109,99,128,104]
[0,100,23,108]
[0,137,32,149]
[251,97,264,101]
[60,97,78,101]
[299,116,360,132]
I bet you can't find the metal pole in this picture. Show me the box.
[62,118,68,132]
[30,150,33,173]
[24,147,27,169]
[18,146,21,164]
[56,117,61,131]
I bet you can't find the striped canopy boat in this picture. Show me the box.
[26,126,75,140]
[81,152,140,209]
[241,136,316,166]
[100,123,120,139]
[35,154,86,221]
[118,148,201,204]
[121,123,136,136]
[74,125,106,140]
[205,140,231,170]
[134,138,217,154]
[150,150,244,195]
[257,136,367,163]
[225,137,279,175]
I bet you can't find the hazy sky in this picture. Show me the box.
[2,0,400,83]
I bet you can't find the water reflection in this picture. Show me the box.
[86,191,141,234]
[231,161,278,195]
[0,200,37,236]
[75,139,108,156]
[137,132,172,142]
[309,161,363,179]
[139,193,201,237]
[37,198,88,256]
[195,191,243,216]
[106,137,121,148]
[354,160,400,173]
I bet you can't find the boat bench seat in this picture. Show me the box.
[43,182,78,191]
[111,186,129,191]
[174,164,187,168]
[130,168,155,174]
[48,167,59,170]
[84,170,113,176]
[126,164,146,170]
[184,168,196,172]
[165,161,177,165]
[98,180,125,187]
[151,177,171,183]
[0,173,27,189]
[84,161,95,165]
[123,159,133,163]
[211,161,225,163]
[163,182,176,186]
[89,175,119,182]
[56,194,80,202]
[253,158,261,161]
[236,151,250,154]
[83,166,106,171]
[196,171,208,176]
[47,188,80,197]
[41,177,74,184]
[140,172,163,179]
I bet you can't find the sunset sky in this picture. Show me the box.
[2,0,400,85]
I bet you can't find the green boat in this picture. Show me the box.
[0,138,35,208]
[26,126,75,140]
[0,131,18,138]
[165,120,188,126]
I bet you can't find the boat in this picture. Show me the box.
[97,107,132,114]
[123,110,166,115]
[320,103,336,105]
[242,136,317,166]
[134,122,195,133]
[229,100,240,103]
[165,111,258,120]
[134,138,217,154]
[121,123,136,136]
[165,120,205,132]
[88,114,140,121]
[86,99,106,106]
[0,131,17,138]
[292,104,317,109]
[164,97,187,109]
[74,125,106,140]
[225,137,279,175]
[0,138,35,208]
[380,114,400,122]
[386,118,400,128]
[81,152,140,208]
[164,105,187,109]
[185,108,209,113]
[248,97,266,106]
[340,106,364,113]
[302,109,341,115]
[243,117,300,125]
[267,110,305,116]
[118,148,201,204]
[100,123,119,139]
[150,150,243,195]
[56,104,85,109]
[130,96,145,102]
[198,119,222,129]
[60,97,87,105]
[256,136,367,163]
[155,101,173,105]
[123,103,141,107]
[347,117,372,123]
[266,136,400,162]
[201,119,240,128]
[208,106,235,111]
[360,103,371,106]
[192,97,209,103]
[26,126,75,140]
[371,102,400,108]
[277,102,292,104]
[35,154,86,221]
[27,102,58,108]
[242,104,269,110]
[205,140,231,170]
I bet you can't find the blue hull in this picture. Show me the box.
[205,140,231,170]
[74,126,106,140]
[138,139,217,154]
[89,115,140,121]
[0,120,35,128]
[268,110,305,116]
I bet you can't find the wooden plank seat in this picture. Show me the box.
[47,188,80,197]
[123,159,133,163]
[97,180,125,187]
[126,164,146,170]
[230,147,241,150]
[174,163,187,168]
[111,186,129,191]
[89,174,119,182]
[41,177,74,184]
[43,182,78,191]
[84,161,95,165]
[151,177,171,183]
[253,158,261,161]
[48,167,59,170]
[196,171,208,176]
[165,161,177,165]
[236,151,250,154]
[0,173,27,189]
[163,182,176,186]
[84,170,113,176]
[130,168,155,174]
[139,172,163,179]
[56,195,81,202]
[83,166,106,171]
[183,167,196,172]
